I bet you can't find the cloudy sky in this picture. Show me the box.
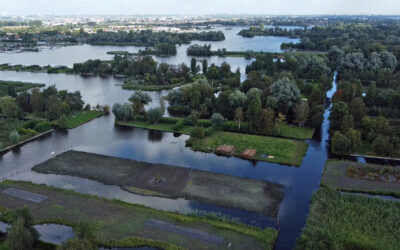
[1,0,400,16]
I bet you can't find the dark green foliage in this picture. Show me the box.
[34,121,52,133]
[331,132,351,155]
[190,127,205,138]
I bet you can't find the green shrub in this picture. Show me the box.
[222,121,250,133]
[18,128,37,137]
[173,120,185,131]
[197,119,212,127]
[159,117,178,124]
[9,130,20,144]
[190,127,205,138]
[22,120,39,129]
[205,127,215,136]
[211,113,225,127]
[34,122,52,133]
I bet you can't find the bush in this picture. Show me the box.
[211,113,225,128]
[22,120,39,129]
[34,121,52,133]
[102,105,110,114]
[190,127,205,138]
[205,127,215,136]
[18,128,37,137]
[222,121,250,133]
[173,120,185,131]
[159,117,178,124]
[197,119,212,127]
[9,130,20,144]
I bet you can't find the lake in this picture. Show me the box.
[0,27,329,250]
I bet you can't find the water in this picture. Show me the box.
[0,26,299,82]
[34,224,75,245]
[0,222,74,245]
[0,28,330,250]
[0,71,337,249]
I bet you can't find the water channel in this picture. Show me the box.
[0,27,381,249]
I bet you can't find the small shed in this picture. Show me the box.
[242,149,257,159]
[216,144,235,155]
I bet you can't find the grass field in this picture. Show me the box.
[33,150,285,217]
[297,188,400,250]
[321,160,400,197]
[0,180,278,249]
[118,117,315,140]
[190,132,308,166]
[59,110,104,129]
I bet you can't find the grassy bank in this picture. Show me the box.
[0,180,277,249]
[0,119,52,150]
[321,160,400,197]
[297,188,400,250]
[189,131,308,166]
[33,150,285,217]
[55,110,105,129]
[122,83,180,91]
[118,117,315,140]
[0,80,45,97]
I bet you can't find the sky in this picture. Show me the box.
[1,0,400,16]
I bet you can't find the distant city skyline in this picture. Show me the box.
[1,0,400,16]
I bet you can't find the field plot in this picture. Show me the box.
[189,132,308,166]
[322,160,400,197]
[33,150,285,217]
[0,181,277,250]
[297,188,400,250]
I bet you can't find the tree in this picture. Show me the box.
[202,59,208,75]
[6,218,33,250]
[9,130,20,144]
[59,114,68,129]
[190,58,197,74]
[294,101,310,127]
[331,132,351,155]
[228,90,247,109]
[46,95,62,120]
[275,113,286,135]
[0,96,19,118]
[129,91,152,115]
[211,113,225,128]
[365,82,376,107]
[246,89,262,133]
[147,107,164,125]
[349,97,367,123]
[112,103,134,122]
[329,101,349,132]
[372,135,393,157]
[58,220,97,250]
[269,77,300,114]
[234,107,243,129]
[345,129,361,152]
[375,116,390,135]
[260,108,275,134]
[30,88,43,113]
